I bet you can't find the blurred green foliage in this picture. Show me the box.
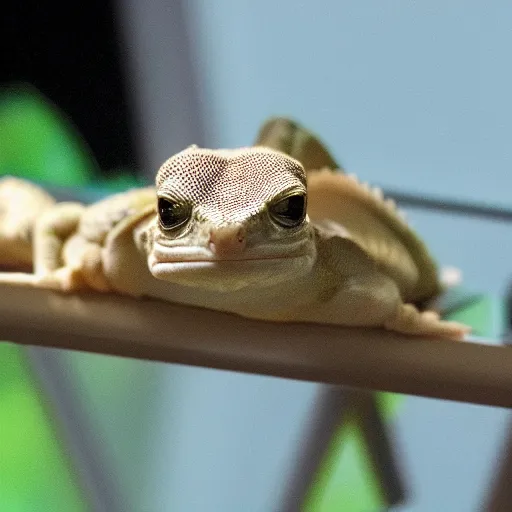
[0,343,88,512]
[0,84,142,190]
[0,85,98,186]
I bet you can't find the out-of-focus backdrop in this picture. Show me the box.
[1,1,512,511]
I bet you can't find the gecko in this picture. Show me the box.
[0,118,469,340]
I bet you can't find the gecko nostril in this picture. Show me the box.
[236,227,245,243]
[209,225,246,256]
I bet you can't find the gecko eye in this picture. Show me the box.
[158,197,191,230]
[269,193,306,228]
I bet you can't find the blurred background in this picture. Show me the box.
[1,1,512,510]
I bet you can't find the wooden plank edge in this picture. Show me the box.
[0,283,511,408]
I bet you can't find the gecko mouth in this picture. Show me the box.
[149,253,315,291]
[150,241,314,267]
[149,255,313,292]
[150,255,307,272]
[153,254,298,264]
[148,239,316,290]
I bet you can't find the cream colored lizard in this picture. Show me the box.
[0,119,469,340]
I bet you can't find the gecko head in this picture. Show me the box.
[142,145,317,292]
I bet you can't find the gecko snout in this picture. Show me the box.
[208,225,246,258]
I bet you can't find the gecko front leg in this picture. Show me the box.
[30,201,113,292]
[0,202,88,291]
[305,270,468,340]
[308,234,470,340]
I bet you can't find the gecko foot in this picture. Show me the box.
[0,272,40,286]
[384,303,470,341]
[37,267,88,292]
[0,267,86,292]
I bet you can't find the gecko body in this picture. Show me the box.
[0,119,469,339]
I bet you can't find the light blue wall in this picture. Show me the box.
[188,0,512,207]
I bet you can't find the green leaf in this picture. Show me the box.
[0,343,88,511]
[0,84,99,186]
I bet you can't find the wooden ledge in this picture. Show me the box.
[0,282,511,408]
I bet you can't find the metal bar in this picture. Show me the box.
[355,390,407,506]
[277,387,407,512]
[481,418,512,511]
[382,188,512,223]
